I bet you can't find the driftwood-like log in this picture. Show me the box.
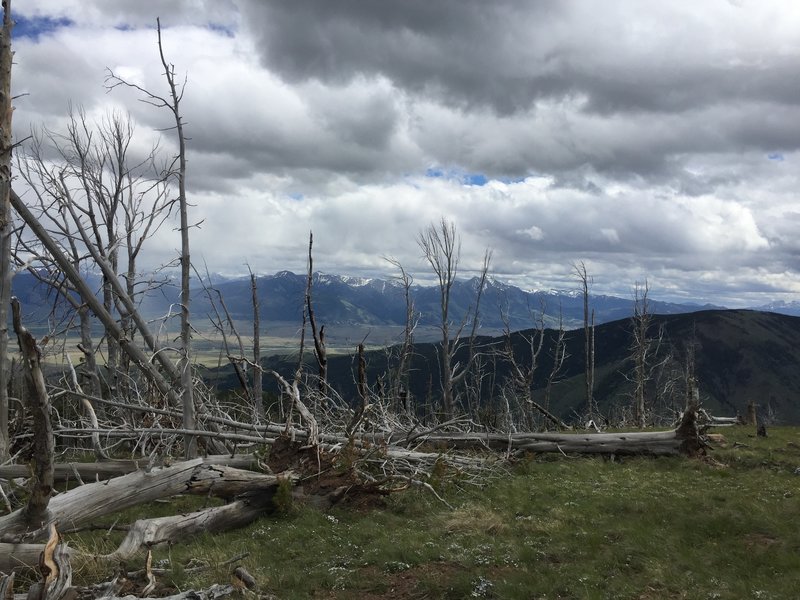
[0,460,280,543]
[102,491,281,562]
[0,466,291,572]
[0,455,260,482]
[407,407,704,456]
[99,583,235,600]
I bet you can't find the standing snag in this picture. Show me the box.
[417,217,490,419]
[0,0,12,463]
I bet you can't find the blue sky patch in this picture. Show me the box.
[425,167,490,186]
[465,173,488,186]
[767,153,784,162]
[14,15,73,40]
[207,23,236,38]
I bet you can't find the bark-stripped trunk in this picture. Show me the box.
[0,0,12,463]
[11,298,54,527]
[153,19,194,458]
[250,271,264,419]
[305,232,327,395]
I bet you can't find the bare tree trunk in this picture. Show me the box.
[632,281,651,428]
[11,298,54,527]
[77,305,101,399]
[0,0,12,463]
[418,218,491,420]
[305,232,327,395]
[544,306,568,420]
[250,269,264,419]
[149,20,195,458]
[385,258,417,415]
[346,343,368,435]
[574,261,595,420]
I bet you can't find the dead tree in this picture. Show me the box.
[543,305,569,419]
[418,218,490,419]
[385,257,418,415]
[107,19,195,457]
[305,232,327,395]
[250,266,264,419]
[574,261,596,420]
[499,300,566,430]
[0,0,11,462]
[11,298,54,527]
[629,280,667,428]
[10,191,185,412]
[18,114,171,401]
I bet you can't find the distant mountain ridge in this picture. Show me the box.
[8,269,761,332]
[186,270,725,331]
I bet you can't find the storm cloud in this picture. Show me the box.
[11,0,800,307]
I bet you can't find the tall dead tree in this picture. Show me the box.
[107,19,195,457]
[250,266,264,419]
[385,257,418,414]
[18,113,171,400]
[543,305,569,421]
[0,0,12,462]
[631,280,651,428]
[574,261,595,421]
[628,280,668,428]
[418,218,489,419]
[305,232,327,396]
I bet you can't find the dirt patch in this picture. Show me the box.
[744,533,779,550]
[313,562,469,599]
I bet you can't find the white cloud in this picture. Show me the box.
[8,0,800,308]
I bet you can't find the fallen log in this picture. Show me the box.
[0,455,261,482]
[0,470,293,572]
[101,490,280,562]
[0,459,283,543]
[407,407,704,456]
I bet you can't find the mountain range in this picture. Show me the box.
[13,268,796,335]
[10,270,800,424]
[186,270,724,332]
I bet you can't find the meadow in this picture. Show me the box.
[63,425,800,599]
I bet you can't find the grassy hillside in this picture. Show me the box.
[66,425,800,599]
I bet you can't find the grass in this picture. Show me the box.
[61,425,800,599]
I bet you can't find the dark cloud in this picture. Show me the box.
[240,0,800,120]
[240,0,567,115]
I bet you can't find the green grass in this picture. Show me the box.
[63,425,800,599]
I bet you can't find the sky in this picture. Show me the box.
[10,0,800,307]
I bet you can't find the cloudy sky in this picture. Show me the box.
[11,0,800,306]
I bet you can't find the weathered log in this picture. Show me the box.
[101,492,279,562]
[0,455,261,482]
[0,460,281,542]
[0,468,292,572]
[96,583,235,600]
[406,406,704,456]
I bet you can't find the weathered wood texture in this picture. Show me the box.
[0,460,281,542]
[11,298,55,527]
[0,455,260,481]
